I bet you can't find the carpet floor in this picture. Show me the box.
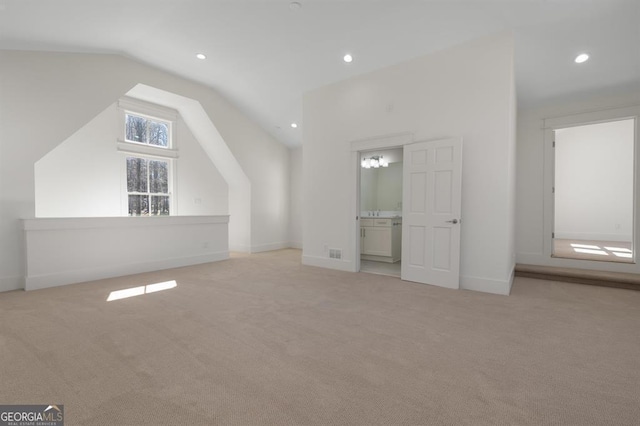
[1,249,639,425]
[553,238,633,263]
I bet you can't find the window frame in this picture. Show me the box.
[117,97,179,216]
[125,155,173,217]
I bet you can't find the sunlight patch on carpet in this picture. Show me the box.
[107,280,177,301]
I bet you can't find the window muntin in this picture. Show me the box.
[125,113,169,148]
[126,157,170,216]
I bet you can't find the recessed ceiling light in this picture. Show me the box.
[343,54,353,63]
[575,53,589,64]
[196,53,206,60]
[291,123,298,128]
[289,1,301,10]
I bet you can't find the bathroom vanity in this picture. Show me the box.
[360,217,402,263]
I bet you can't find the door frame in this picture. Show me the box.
[543,105,640,269]
[349,132,413,273]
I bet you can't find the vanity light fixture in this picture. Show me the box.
[361,156,388,169]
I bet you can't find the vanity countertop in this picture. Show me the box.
[361,215,402,219]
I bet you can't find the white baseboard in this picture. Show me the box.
[0,275,24,293]
[460,273,512,295]
[302,255,355,272]
[251,241,290,253]
[288,241,303,250]
[229,244,251,253]
[25,251,229,291]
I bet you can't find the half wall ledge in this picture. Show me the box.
[23,215,229,291]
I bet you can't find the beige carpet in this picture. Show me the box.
[553,238,633,263]
[1,249,639,425]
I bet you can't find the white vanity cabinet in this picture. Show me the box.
[360,217,402,263]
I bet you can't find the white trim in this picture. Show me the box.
[460,274,511,295]
[25,251,229,291]
[302,255,355,272]
[543,127,555,259]
[229,244,251,253]
[117,141,179,158]
[349,132,413,275]
[251,241,291,253]
[118,96,179,122]
[289,241,303,250]
[543,105,640,130]
[23,215,229,231]
[350,132,413,153]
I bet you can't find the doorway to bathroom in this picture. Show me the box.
[359,148,403,277]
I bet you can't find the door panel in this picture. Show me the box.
[401,138,462,289]
[409,226,426,266]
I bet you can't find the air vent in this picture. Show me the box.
[329,248,342,260]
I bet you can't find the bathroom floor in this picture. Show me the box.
[360,260,401,277]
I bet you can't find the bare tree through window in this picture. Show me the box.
[125,114,169,147]
[127,157,170,216]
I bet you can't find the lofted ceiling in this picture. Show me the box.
[1,0,638,148]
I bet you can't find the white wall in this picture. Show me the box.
[35,105,122,217]
[23,216,229,290]
[35,103,229,218]
[517,90,640,273]
[302,34,517,294]
[0,50,290,292]
[555,119,634,242]
[289,147,303,249]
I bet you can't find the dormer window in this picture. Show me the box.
[118,97,178,216]
[125,113,170,147]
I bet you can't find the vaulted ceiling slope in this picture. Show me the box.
[1,0,638,147]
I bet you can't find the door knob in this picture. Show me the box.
[446,219,459,224]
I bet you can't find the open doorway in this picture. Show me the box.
[359,148,403,277]
[553,118,635,263]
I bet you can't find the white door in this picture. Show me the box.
[401,138,462,289]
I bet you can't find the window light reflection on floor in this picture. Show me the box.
[107,280,177,301]
[573,248,608,256]
[570,244,601,250]
[613,252,633,258]
[604,247,632,253]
